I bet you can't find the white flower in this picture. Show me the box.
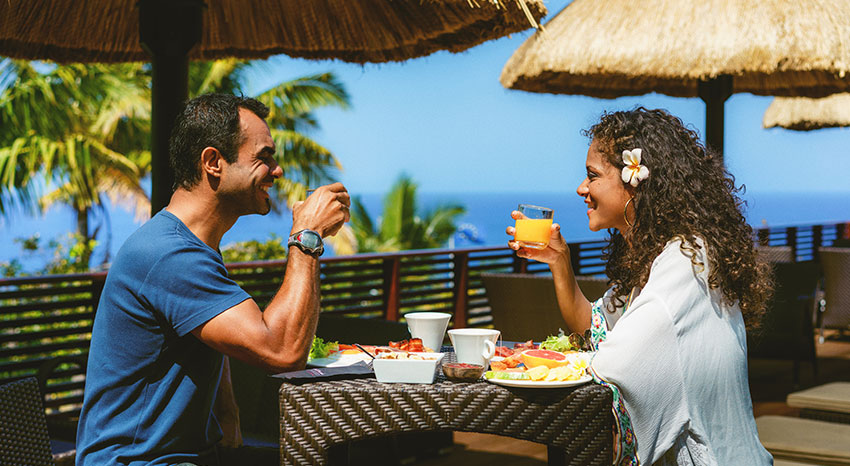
[621,148,649,187]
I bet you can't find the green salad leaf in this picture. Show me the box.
[309,336,339,360]
[539,328,592,352]
[539,329,574,352]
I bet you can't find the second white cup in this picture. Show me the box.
[404,312,451,352]
[448,328,501,367]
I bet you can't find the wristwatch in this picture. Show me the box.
[288,229,324,257]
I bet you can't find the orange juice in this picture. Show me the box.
[515,218,552,249]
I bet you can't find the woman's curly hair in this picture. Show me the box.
[583,107,771,331]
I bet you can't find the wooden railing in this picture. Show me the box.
[1,221,847,422]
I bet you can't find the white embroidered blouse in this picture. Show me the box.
[590,238,773,465]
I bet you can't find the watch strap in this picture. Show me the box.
[288,229,324,256]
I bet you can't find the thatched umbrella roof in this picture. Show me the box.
[500,0,850,155]
[763,94,850,131]
[501,0,850,98]
[0,0,546,213]
[0,0,546,64]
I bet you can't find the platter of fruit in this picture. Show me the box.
[484,331,594,388]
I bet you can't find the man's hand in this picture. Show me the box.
[290,183,350,238]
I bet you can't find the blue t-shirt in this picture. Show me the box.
[76,211,251,466]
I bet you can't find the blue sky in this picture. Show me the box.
[244,0,850,197]
[2,0,848,270]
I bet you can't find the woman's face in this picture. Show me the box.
[576,139,632,232]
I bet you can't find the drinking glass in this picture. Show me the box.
[515,204,554,249]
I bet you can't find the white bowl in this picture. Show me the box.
[373,352,445,384]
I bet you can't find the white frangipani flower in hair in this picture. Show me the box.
[621,148,649,187]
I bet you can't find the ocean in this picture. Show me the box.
[1,190,848,273]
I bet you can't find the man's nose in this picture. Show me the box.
[271,161,283,178]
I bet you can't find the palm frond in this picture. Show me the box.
[380,175,417,243]
[268,127,341,206]
[257,72,349,131]
[423,205,466,244]
[350,196,376,238]
[191,59,248,96]
[323,224,357,256]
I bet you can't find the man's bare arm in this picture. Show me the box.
[191,183,349,373]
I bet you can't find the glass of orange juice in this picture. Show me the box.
[515,204,554,249]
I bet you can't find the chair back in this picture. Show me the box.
[756,245,794,264]
[748,261,819,361]
[316,315,411,345]
[819,247,850,329]
[35,354,87,444]
[481,273,609,341]
[0,377,55,466]
[576,275,610,303]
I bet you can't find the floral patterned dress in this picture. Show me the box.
[588,294,640,465]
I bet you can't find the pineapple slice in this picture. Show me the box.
[526,365,549,381]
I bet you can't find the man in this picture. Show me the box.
[75,94,349,465]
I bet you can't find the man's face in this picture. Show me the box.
[219,108,281,216]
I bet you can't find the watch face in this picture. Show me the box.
[299,231,322,250]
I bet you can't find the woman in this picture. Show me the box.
[507,108,772,465]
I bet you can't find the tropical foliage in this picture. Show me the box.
[0,60,150,266]
[221,234,289,263]
[0,57,349,271]
[334,175,466,253]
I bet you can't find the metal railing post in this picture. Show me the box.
[511,254,527,274]
[757,228,770,246]
[787,227,798,261]
[569,242,582,275]
[452,252,470,328]
[382,257,401,321]
[813,225,823,252]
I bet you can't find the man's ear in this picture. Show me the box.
[201,147,224,178]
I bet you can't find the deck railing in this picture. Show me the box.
[1,221,847,421]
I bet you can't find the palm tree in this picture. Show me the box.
[336,175,466,253]
[0,60,150,266]
[0,58,349,269]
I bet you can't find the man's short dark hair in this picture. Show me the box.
[169,93,270,190]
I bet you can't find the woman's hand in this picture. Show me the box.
[506,210,570,265]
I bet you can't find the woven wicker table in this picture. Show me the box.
[279,374,614,466]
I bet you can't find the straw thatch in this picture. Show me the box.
[763,94,850,131]
[501,0,850,98]
[0,0,546,64]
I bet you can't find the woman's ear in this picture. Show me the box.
[201,147,223,178]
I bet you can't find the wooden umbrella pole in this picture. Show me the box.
[139,0,205,215]
[698,75,733,160]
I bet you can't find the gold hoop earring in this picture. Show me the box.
[624,197,634,228]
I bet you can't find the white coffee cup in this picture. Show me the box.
[448,328,500,367]
[404,312,451,352]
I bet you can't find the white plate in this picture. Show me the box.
[308,352,372,368]
[486,374,592,388]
